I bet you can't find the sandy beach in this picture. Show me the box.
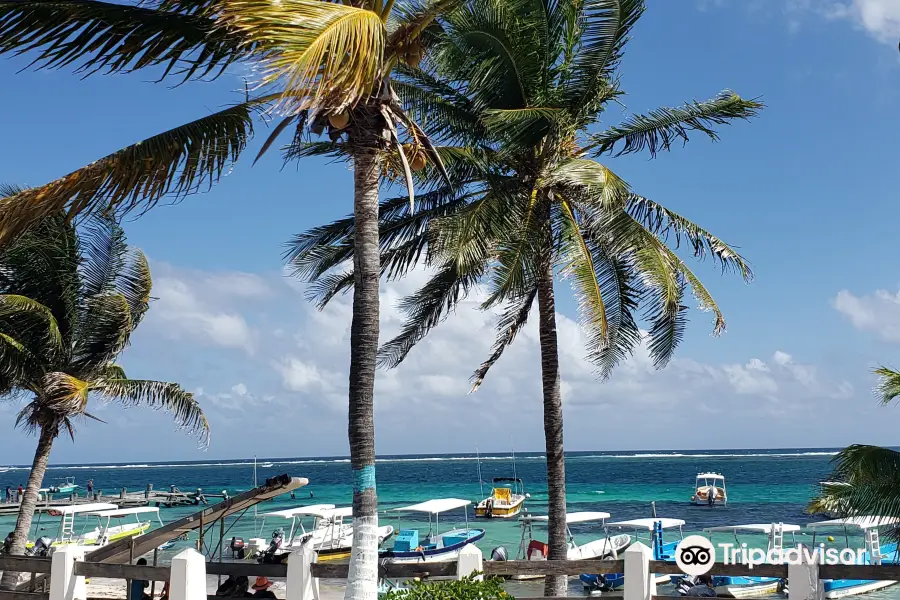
[82,576,347,600]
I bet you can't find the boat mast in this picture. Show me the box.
[476,446,484,499]
[253,456,258,519]
[510,437,518,489]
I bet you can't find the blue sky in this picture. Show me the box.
[0,0,899,464]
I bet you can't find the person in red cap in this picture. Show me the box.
[251,577,276,599]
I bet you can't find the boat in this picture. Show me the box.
[380,498,485,564]
[474,478,527,519]
[31,505,160,550]
[807,516,900,598]
[255,504,394,563]
[510,511,631,580]
[40,477,79,496]
[580,517,686,592]
[683,523,799,598]
[690,472,727,506]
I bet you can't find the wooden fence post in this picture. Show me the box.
[170,548,206,600]
[789,558,822,600]
[457,545,483,581]
[49,545,87,600]
[287,546,318,600]
[624,542,654,600]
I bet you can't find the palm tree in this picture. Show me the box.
[0,198,207,589]
[807,368,900,521]
[287,1,759,593]
[0,0,460,594]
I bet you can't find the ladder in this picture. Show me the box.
[60,511,76,543]
[866,527,882,565]
[771,522,784,552]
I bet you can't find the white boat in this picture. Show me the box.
[512,511,631,580]
[257,504,394,562]
[474,478,527,519]
[807,516,900,598]
[28,503,116,550]
[82,506,164,546]
[696,523,799,598]
[580,518,686,591]
[381,498,485,564]
[690,472,727,506]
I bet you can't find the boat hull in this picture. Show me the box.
[713,577,782,598]
[513,535,632,580]
[823,579,898,599]
[380,529,485,564]
[474,498,526,519]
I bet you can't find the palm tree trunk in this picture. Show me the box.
[0,425,55,591]
[343,144,381,600]
[537,247,568,597]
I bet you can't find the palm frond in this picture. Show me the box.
[628,193,752,281]
[94,378,209,443]
[71,293,132,371]
[80,214,127,298]
[115,248,152,326]
[874,367,900,405]
[558,200,607,341]
[31,371,91,423]
[0,101,256,246]
[0,294,64,353]
[815,445,900,524]
[548,158,630,210]
[470,285,536,391]
[632,242,688,369]
[587,91,763,158]
[217,0,385,113]
[0,0,250,81]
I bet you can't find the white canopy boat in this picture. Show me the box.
[381,498,485,564]
[693,523,799,598]
[691,472,727,506]
[82,507,163,546]
[511,511,631,580]
[580,518,686,591]
[27,502,118,550]
[257,504,394,562]
[807,516,900,598]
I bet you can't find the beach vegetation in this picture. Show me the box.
[381,574,509,600]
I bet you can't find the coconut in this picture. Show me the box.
[328,111,350,130]
[410,152,427,171]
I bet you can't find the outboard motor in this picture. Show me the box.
[257,528,285,564]
[490,546,508,562]
[229,537,246,559]
[675,575,698,596]
[581,573,612,595]
[29,536,52,558]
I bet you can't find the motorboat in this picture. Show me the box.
[26,503,156,550]
[682,523,799,598]
[380,498,484,564]
[580,517,686,591]
[39,477,79,497]
[255,504,394,563]
[691,472,727,506]
[807,516,900,598]
[510,511,631,580]
[474,478,527,518]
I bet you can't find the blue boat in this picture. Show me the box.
[379,498,485,564]
[673,523,798,598]
[580,517,685,592]
[807,516,900,599]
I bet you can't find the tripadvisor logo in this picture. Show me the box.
[675,536,716,576]
[675,536,870,573]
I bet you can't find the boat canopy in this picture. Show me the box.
[704,523,801,534]
[321,507,353,519]
[260,504,336,519]
[394,498,471,514]
[696,473,725,480]
[492,477,523,484]
[608,518,686,530]
[47,503,118,515]
[522,511,611,524]
[86,507,160,518]
[807,516,900,530]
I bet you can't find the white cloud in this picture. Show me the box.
[816,0,900,42]
[232,383,248,396]
[833,288,900,341]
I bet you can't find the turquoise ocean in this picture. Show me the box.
[1,448,893,596]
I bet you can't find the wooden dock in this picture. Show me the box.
[0,485,229,516]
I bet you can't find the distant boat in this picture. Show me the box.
[259,463,274,468]
[40,477,79,495]
[29,504,160,549]
[691,472,727,506]
[474,478,527,518]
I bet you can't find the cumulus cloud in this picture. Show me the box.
[123,261,866,455]
[833,288,900,342]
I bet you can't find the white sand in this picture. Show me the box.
[83,576,347,599]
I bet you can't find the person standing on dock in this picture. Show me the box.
[87,479,94,498]
[16,484,22,503]
[4,487,10,503]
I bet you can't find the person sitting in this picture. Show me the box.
[251,577,277,599]
[128,558,151,600]
[686,575,717,597]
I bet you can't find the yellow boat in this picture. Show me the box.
[27,504,161,550]
[474,478,527,518]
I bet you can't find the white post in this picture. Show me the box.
[624,542,655,600]
[457,545,484,581]
[50,545,87,600]
[789,559,822,600]
[287,545,319,600]
[169,548,206,600]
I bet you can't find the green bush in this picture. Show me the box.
[381,574,511,600]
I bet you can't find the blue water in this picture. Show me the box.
[2,448,895,597]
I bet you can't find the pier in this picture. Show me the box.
[0,484,229,516]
